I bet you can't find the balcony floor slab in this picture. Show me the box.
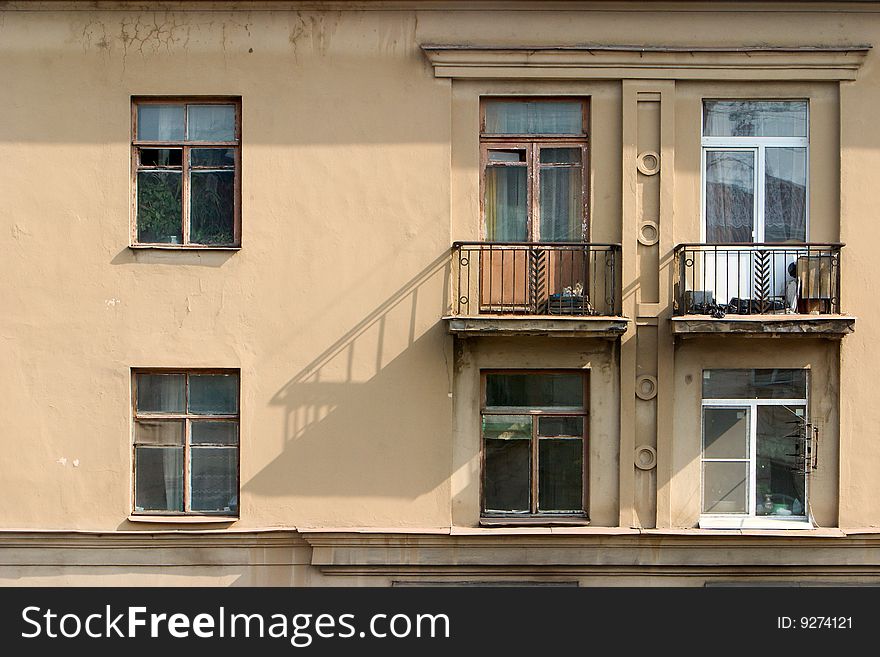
[444,315,629,338]
[672,314,856,337]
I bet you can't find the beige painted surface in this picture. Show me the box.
[0,1,878,583]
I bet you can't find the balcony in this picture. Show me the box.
[672,243,855,337]
[445,242,626,338]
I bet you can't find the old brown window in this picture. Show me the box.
[132,370,240,516]
[131,98,241,247]
[481,98,589,242]
[481,371,588,518]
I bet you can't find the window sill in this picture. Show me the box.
[129,245,241,251]
[480,516,590,527]
[128,515,238,524]
[699,516,812,530]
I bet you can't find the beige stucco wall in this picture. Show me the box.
[1,1,880,583]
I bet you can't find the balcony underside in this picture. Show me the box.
[672,314,856,338]
[444,315,629,338]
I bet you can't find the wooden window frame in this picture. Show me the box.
[131,368,240,517]
[480,369,589,519]
[131,97,242,248]
[480,97,590,243]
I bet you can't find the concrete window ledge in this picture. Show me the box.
[127,515,238,525]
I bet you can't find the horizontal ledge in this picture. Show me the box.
[423,44,873,54]
[128,515,238,524]
[699,517,814,530]
[480,516,590,527]
[671,314,856,336]
[422,44,870,81]
[444,315,628,337]
[129,245,241,251]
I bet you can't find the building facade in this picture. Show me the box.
[1,0,879,586]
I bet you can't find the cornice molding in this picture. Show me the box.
[421,44,872,81]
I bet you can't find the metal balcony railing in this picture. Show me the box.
[673,243,843,317]
[451,242,622,317]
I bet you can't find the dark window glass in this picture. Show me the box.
[702,369,807,399]
[486,373,583,408]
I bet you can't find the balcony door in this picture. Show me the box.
[480,99,589,313]
[701,101,808,312]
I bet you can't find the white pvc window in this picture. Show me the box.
[700,369,810,529]
[701,101,809,243]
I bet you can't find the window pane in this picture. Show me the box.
[192,421,239,445]
[137,105,185,141]
[482,415,531,441]
[756,405,807,517]
[703,408,748,459]
[136,373,185,413]
[764,147,807,242]
[134,420,184,445]
[485,101,583,135]
[485,166,527,241]
[136,171,182,244]
[538,438,583,512]
[135,446,184,512]
[703,101,807,137]
[488,149,526,163]
[705,150,754,242]
[189,374,239,414]
[191,447,238,513]
[187,105,236,141]
[540,148,582,164]
[139,148,182,167]
[539,166,582,241]
[190,170,235,245]
[191,148,236,168]
[484,439,530,512]
[702,461,748,514]
[538,416,583,437]
[485,373,583,408]
[703,369,807,399]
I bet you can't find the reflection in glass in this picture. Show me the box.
[189,374,239,415]
[485,166,527,241]
[191,148,236,168]
[705,150,754,242]
[703,408,749,459]
[764,147,807,242]
[484,439,530,512]
[187,105,236,141]
[135,446,184,512]
[191,447,238,512]
[190,170,235,245]
[136,374,185,413]
[135,420,185,445]
[702,369,807,400]
[136,172,182,243]
[702,461,748,514]
[703,101,807,138]
[137,105,185,141]
[485,373,583,408]
[538,416,583,437]
[538,438,583,512]
[192,421,239,445]
[756,405,806,517]
[488,150,526,163]
[485,101,583,135]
